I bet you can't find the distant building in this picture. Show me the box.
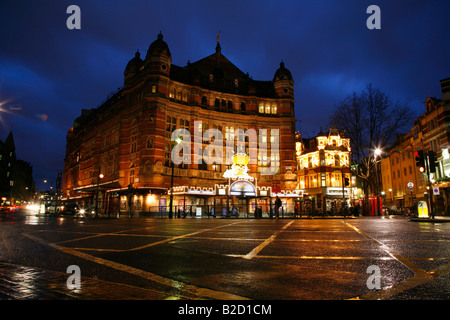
[0,131,35,204]
[62,33,299,216]
[296,127,352,214]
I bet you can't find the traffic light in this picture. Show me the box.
[415,150,425,172]
[428,151,437,173]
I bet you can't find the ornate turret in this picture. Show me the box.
[273,61,294,98]
[124,50,143,83]
[145,32,171,76]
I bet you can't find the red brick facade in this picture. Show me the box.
[62,33,298,215]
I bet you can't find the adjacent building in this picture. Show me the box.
[295,127,352,214]
[381,77,450,216]
[380,131,424,212]
[62,33,299,216]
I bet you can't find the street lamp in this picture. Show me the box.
[169,136,183,218]
[374,148,382,215]
[95,172,104,217]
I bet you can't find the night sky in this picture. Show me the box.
[1,0,449,191]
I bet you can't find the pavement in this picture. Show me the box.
[410,216,450,223]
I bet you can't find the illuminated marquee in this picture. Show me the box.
[230,180,256,196]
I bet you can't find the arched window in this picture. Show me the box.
[271,105,277,114]
[265,104,271,114]
[259,104,264,113]
[334,155,340,166]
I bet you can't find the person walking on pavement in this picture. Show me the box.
[275,196,282,219]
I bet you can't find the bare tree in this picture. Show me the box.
[329,84,416,214]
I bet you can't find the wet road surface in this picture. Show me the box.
[1,210,449,300]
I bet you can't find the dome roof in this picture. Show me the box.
[273,61,293,82]
[146,32,171,59]
[125,51,143,73]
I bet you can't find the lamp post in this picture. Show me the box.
[374,148,382,215]
[169,136,183,218]
[95,173,104,218]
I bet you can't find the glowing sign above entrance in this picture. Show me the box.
[230,180,256,196]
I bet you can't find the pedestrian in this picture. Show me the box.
[275,196,282,219]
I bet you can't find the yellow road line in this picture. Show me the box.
[52,221,243,252]
[227,254,393,260]
[342,221,439,300]
[244,220,294,260]
[22,231,250,300]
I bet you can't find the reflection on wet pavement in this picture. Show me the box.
[0,262,186,300]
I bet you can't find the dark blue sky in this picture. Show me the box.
[1,0,449,191]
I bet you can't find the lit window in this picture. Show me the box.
[265,104,270,114]
[152,85,156,93]
[259,104,264,113]
[271,105,277,114]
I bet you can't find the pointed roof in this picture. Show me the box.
[4,131,15,151]
[169,41,277,97]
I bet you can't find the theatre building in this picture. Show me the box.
[62,33,299,217]
[296,127,352,214]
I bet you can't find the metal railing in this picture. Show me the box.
[131,204,298,219]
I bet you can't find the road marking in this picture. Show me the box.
[52,221,243,252]
[243,220,294,260]
[343,222,430,276]
[342,221,439,300]
[227,254,393,260]
[22,232,250,300]
[55,226,160,244]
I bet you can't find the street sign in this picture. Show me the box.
[433,186,440,195]
[407,182,414,189]
[417,201,429,218]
